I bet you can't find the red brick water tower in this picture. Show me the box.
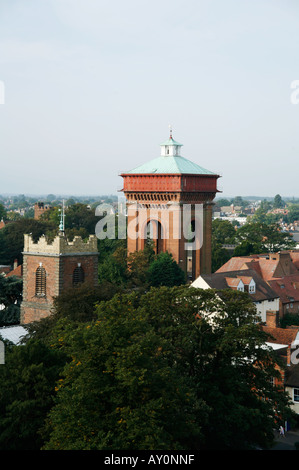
[121,130,220,280]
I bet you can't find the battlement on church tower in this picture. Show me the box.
[23,234,98,256]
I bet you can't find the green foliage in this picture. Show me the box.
[39,286,294,450]
[0,275,23,326]
[0,203,6,221]
[0,340,66,450]
[211,240,231,272]
[235,222,295,254]
[212,219,236,244]
[273,194,284,209]
[0,218,57,265]
[98,240,185,290]
[98,255,128,287]
[215,198,232,206]
[280,313,299,329]
[288,204,299,223]
[211,219,236,272]
[232,196,247,207]
[147,252,186,287]
[0,285,294,450]
[65,203,100,234]
[126,243,155,288]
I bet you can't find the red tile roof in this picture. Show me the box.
[268,274,299,304]
[261,325,299,346]
[6,264,22,278]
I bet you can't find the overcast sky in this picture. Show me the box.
[1,0,299,198]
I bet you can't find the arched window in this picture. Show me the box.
[145,220,163,254]
[35,265,46,297]
[73,265,85,286]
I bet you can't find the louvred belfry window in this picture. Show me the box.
[73,265,84,286]
[35,266,46,297]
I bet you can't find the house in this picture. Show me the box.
[216,251,299,318]
[6,260,23,279]
[285,365,299,416]
[260,315,299,418]
[191,268,279,323]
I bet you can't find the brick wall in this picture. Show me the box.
[20,234,99,324]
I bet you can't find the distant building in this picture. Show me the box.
[34,202,51,220]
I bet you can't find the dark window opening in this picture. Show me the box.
[73,265,85,286]
[35,266,46,297]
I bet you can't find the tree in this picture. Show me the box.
[233,241,257,257]
[234,222,295,254]
[273,194,284,209]
[126,241,155,288]
[197,289,295,449]
[41,286,294,450]
[98,254,128,287]
[288,204,299,223]
[147,252,186,287]
[211,240,231,272]
[262,224,295,252]
[0,275,23,326]
[0,340,66,450]
[214,198,231,207]
[232,196,247,207]
[0,203,6,221]
[251,206,268,224]
[212,219,236,245]
[41,287,210,450]
[211,219,236,271]
[0,218,57,265]
[65,203,100,234]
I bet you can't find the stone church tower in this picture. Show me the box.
[20,211,98,324]
[121,130,219,280]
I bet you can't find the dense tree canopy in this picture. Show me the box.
[288,204,299,223]
[234,222,295,253]
[0,203,6,221]
[0,285,291,451]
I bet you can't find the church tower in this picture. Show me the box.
[20,205,98,324]
[121,130,219,280]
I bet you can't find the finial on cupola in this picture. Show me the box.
[59,199,65,236]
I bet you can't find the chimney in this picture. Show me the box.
[13,259,18,270]
[266,310,279,328]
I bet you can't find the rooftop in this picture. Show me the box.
[125,155,217,175]
[0,325,28,345]
[194,268,279,302]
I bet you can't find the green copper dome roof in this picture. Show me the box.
[123,132,217,176]
[126,155,215,175]
[125,155,217,175]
